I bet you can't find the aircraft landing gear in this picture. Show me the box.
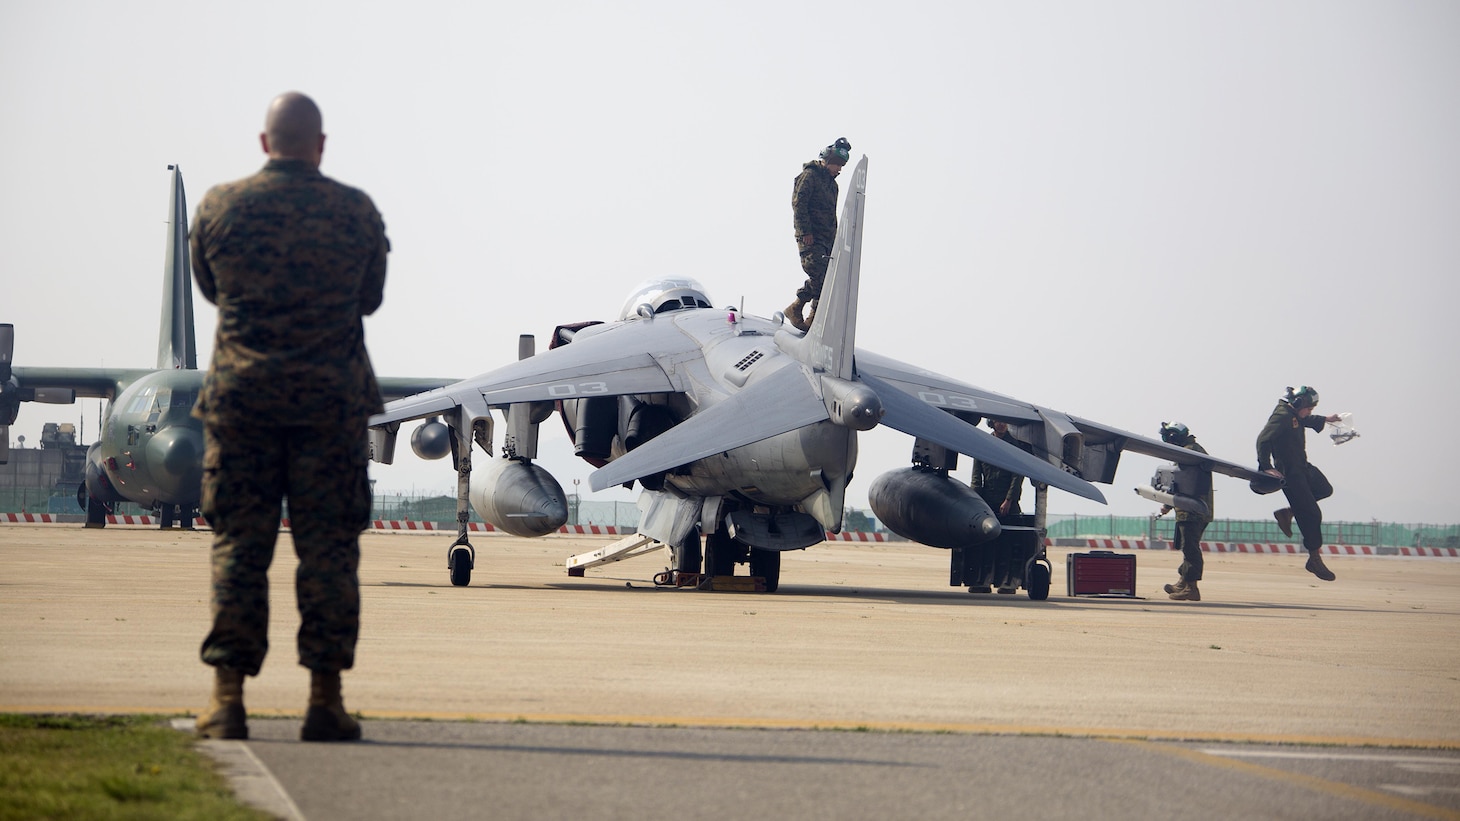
[79,485,110,529]
[749,548,781,592]
[1026,560,1051,601]
[448,535,475,587]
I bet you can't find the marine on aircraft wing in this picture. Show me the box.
[0,166,457,528]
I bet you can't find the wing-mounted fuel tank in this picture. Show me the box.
[409,417,452,460]
[469,455,569,537]
[868,467,1001,548]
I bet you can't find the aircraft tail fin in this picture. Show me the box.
[781,156,866,381]
[157,165,196,371]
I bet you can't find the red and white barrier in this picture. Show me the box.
[2,513,1454,557]
[1054,538,1460,559]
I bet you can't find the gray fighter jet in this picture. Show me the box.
[369,157,1280,593]
[0,166,455,527]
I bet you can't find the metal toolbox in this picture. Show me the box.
[1066,550,1137,597]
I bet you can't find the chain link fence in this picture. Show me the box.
[3,485,1457,548]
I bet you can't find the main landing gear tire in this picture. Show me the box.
[1027,561,1051,601]
[449,546,474,587]
[749,548,781,593]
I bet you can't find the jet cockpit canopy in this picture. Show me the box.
[618,277,713,321]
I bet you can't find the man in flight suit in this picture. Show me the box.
[787,137,850,332]
[1156,423,1213,602]
[190,91,389,741]
[1257,386,1342,582]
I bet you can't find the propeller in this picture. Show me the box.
[0,323,14,462]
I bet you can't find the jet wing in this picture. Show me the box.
[377,377,460,403]
[859,370,1105,503]
[854,351,1043,424]
[369,317,701,429]
[855,351,1276,490]
[588,364,830,491]
[1066,414,1277,487]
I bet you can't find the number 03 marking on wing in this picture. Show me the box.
[547,381,610,397]
[917,391,979,411]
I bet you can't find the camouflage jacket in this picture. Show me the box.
[792,161,839,251]
[1256,402,1326,475]
[190,159,388,426]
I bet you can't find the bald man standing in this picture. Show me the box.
[190,92,388,742]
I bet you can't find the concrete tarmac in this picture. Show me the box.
[3,525,1459,819]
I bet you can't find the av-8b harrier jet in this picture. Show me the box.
[369,157,1279,594]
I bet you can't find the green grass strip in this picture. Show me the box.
[0,714,268,820]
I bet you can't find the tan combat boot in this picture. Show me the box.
[1167,580,1201,601]
[804,299,818,328]
[196,667,247,739]
[784,299,809,332]
[1305,551,1336,582]
[301,670,362,742]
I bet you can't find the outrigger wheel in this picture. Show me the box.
[1027,560,1052,601]
[448,536,475,587]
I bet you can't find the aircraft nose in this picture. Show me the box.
[145,424,204,502]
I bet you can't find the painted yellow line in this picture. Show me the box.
[1113,739,1460,821]
[5,705,1457,751]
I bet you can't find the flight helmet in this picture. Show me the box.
[1283,386,1320,409]
[1159,422,1190,445]
[821,137,852,164]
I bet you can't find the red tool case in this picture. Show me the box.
[1066,550,1137,597]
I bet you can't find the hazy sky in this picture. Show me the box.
[2,1,1456,525]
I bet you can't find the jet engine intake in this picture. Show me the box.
[868,467,1001,548]
[469,457,569,538]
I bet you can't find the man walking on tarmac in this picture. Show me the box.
[1157,422,1214,602]
[787,137,851,332]
[190,91,389,742]
[1257,386,1343,582]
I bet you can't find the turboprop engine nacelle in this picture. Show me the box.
[469,457,569,538]
[868,467,1001,548]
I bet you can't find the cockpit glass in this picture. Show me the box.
[617,277,714,320]
[126,386,158,415]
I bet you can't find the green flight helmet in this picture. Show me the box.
[1160,422,1190,445]
[821,137,851,164]
[1285,386,1320,409]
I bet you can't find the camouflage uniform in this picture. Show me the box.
[1256,402,1333,553]
[1172,438,1213,583]
[971,429,1029,518]
[791,161,840,302]
[190,158,388,676]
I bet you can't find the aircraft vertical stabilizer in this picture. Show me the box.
[157,165,196,371]
[781,156,866,381]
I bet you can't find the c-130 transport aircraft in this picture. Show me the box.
[369,157,1281,595]
[0,166,456,527]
